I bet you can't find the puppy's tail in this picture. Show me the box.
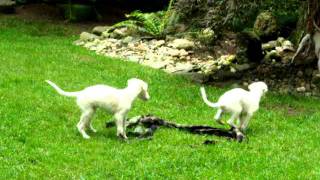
[46,80,79,97]
[200,87,220,108]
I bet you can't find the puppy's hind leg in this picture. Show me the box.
[77,108,95,139]
[214,108,224,125]
[239,113,253,131]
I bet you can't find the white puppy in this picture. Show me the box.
[200,82,268,131]
[46,78,150,139]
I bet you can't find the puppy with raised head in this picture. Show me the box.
[200,82,268,131]
[46,78,150,139]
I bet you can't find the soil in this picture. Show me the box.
[10,3,130,34]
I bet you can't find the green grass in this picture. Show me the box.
[0,16,320,179]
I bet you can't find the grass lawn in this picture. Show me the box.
[0,16,320,179]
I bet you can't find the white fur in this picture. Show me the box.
[200,82,268,131]
[46,78,150,139]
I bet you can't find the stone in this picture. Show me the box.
[165,62,195,73]
[179,49,189,56]
[168,39,195,50]
[177,72,209,83]
[73,39,85,46]
[121,36,134,44]
[110,27,129,39]
[297,71,303,77]
[253,11,278,40]
[277,37,285,45]
[296,86,306,92]
[262,41,277,51]
[198,28,216,45]
[136,43,148,51]
[282,40,295,51]
[143,60,171,69]
[218,54,236,65]
[166,48,181,57]
[0,0,15,13]
[153,40,165,48]
[264,50,281,62]
[233,63,251,72]
[80,32,99,42]
[92,26,110,36]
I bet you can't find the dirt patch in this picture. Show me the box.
[10,3,128,34]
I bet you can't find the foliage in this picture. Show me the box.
[174,0,301,35]
[111,0,178,38]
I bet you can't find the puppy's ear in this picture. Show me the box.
[248,84,255,91]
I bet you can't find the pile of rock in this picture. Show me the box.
[75,25,320,96]
[262,37,295,64]
[74,27,240,83]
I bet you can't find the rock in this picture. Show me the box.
[136,43,148,52]
[281,40,295,51]
[264,50,281,62]
[143,60,171,69]
[279,51,294,64]
[166,48,181,57]
[276,37,285,45]
[236,29,263,63]
[253,11,278,40]
[177,72,209,83]
[80,32,99,42]
[201,62,218,75]
[218,54,236,65]
[296,86,306,92]
[73,39,85,46]
[127,55,142,62]
[92,26,110,36]
[179,49,189,56]
[198,28,216,45]
[297,71,303,77]
[262,40,277,51]
[165,62,195,73]
[110,27,129,39]
[233,63,251,72]
[122,36,134,44]
[168,39,195,50]
[0,0,15,13]
[152,40,165,48]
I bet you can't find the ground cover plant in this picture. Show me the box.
[0,16,320,179]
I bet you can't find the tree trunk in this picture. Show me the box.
[292,0,320,68]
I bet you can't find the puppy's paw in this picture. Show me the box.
[82,134,91,139]
[117,133,128,140]
[216,120,225,125]
[90,128,97,133]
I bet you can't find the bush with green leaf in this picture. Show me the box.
[111,0,178,38]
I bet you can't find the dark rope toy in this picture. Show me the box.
[106,114,245,142]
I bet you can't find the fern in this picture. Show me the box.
[111,0,178,38]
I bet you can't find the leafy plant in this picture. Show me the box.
[111,0,178,38]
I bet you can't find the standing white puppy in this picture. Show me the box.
[46,78,150,139]
[200,82,268,131]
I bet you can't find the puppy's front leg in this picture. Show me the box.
[227,112,240,129]
[239,113,253,131]
[115,113,128,139]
